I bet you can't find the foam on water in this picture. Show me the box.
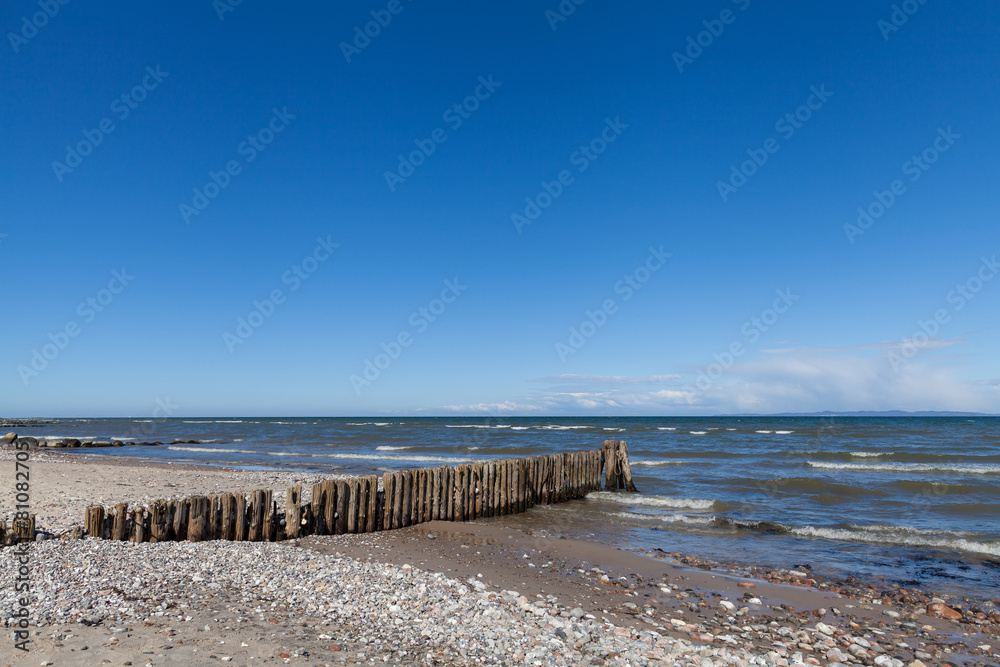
[657,427,677,431]
[609,510,716,526]
[689,431,707,435]
[850,451,891,458]
[587,492,716,510]
[790,525,1000,557]
[629,459,690,467]
[808,461,1000,474]
[375,445,413,451]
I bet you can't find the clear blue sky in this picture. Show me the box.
[2,1,998,417]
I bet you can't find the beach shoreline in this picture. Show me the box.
[2,451,998,665]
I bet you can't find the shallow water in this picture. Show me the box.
[28,416,1000,596]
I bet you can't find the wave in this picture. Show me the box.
[511,427,529,431]
[774,430,794,434]
[587,492,717,510]
[657,427,677,431]
[542,425,590,430]
[790,525,1000,558]
[609,511,716,526]
[850,451,891,458]
[603,428,625,432]
[445,425,511,429]
[167,446,256,454]
[630,459,690,467]
[756,430,772,434]
[376,446,413,451]
[689,431,707,435]
[761,477,886,497]
[808,462,1000,475]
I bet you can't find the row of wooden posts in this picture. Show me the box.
[81,441,636,544]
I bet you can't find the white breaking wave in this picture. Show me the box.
[376,446,413,451]
[445,424,511,429]
[689,431,707,435]
[165,446,476,464]
[167,446,256,454]
[630,459,690,467]
[790,526,1000,557]
[511,427,530,431]
[588,492,716,510]
[850,451,891,458]
[603,428,625,432]
[542,425,590,430]
[609,510,716,526]
[808,461,1000,474]
[657,427,677,431]
[774,430,794,434]
[756,430,773,434]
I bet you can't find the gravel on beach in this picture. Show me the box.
[2,538,784,666]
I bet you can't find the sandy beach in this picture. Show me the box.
[2,451,998,666]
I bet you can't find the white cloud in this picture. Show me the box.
[430,340,997,415]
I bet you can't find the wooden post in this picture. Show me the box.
[474,463,484,519]
[310,482,326,535]
[248,490,266,541]
[151,500,168,542]
[383,472,396,530]
[188,496,208,542]
[319,480,335,536]
[111,503,129,541]
[331,480,345,534]
[13,514,35,543]
[220,493,235,541]
[233,493,247,541]
[346,479,359,533]
[263,493,277,541]
[398,470,410,527]
[85,505,105,539]
[430,467,440,521]
[390,472,402,529]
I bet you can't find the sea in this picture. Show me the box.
[25,416,1000,597]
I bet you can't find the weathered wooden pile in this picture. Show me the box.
[0,515,36,546]
[80,440,636,544]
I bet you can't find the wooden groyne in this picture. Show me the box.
[79,440,636,544]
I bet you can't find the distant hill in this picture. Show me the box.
[725,410,998,417]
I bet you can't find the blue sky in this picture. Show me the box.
[2,0,998,417]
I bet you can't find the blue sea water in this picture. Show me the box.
[26,416,1000,596]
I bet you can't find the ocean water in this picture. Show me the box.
[25,416,1000,596]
